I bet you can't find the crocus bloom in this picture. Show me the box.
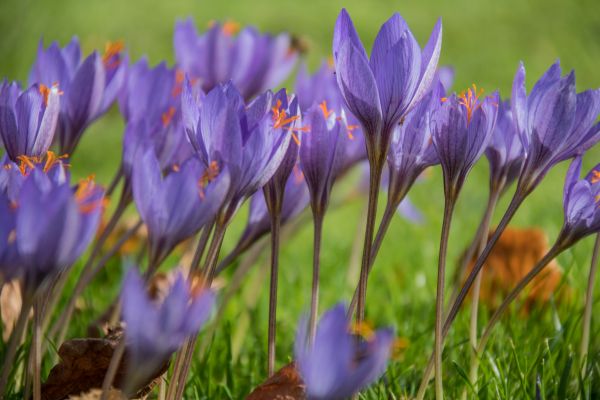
[0,192,17,280]
[121,268,214,387]
[332,9,442,157]
[511,61,600,193]
[182,82,295,221]
[8,170,104,294]
[387,88,439,202]
[0,81,61,161]
[132,149,230,266]
[431,86,499,198]
[299,105,346,215]
[29,38,126,154]
[174,18,298,100]
[485,99,525,194]
[295,303,394,400]
[558,157,600,243]
[295,63,366,177]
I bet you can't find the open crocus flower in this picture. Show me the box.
[485,99,525,194]
[29,37,126,155]
[4,169,104,295]
[132,149,230,267]
[0,80,61,161]
[182,82,296,221]
[121,268,214,391]
[512,61,600,193]
[557,157,600,244]
[174,18,298,101]
[295,63,366,177]
[332,9,442,158]
[295,303,394,400]
[431,85,499,198]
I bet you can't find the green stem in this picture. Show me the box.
[309,213,324,342]
[267,210,282,376]
[580,233,600,373]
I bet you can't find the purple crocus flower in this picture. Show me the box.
[511,61,600,193]
[299,105,346,216]
[121,268,214,388]
[431,86,499,198]
[332,9,442,158]
[8,170,104,294]
[29,38,126,155]
[485,99,525,194]
[132,149,230,267]
[387,88,439,204]
[0,192,17,280]
[0,80,61,162]
[182,82,295,222]
[295,303,394,400]
[174,18,298,101]
[295,62,366,177]
[558,157,600,244]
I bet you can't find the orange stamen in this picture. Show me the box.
[351,321,375,341]
[222,20,241,36]
[102,40,124,69]
[39,83,63,107]
[16,151,68,175]
[457,84,484,123]
[319,101,333,119]
[172,164,180,172]
[591,170,600,184]
[75,175,106,214]
[198,161,220,199]
[161,107,176,127]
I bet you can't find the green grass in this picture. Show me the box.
[1,0,600,398]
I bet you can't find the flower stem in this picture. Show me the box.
[100,339,126,400]
[0,293,33,395]
[434,194,457,400]
[267,210,282,376]
[476,245,563,356]
[32,297,42,400]
[190,222,215,273]
[309,213,324,342]
[416,191,525,399]
[356,160,383,324]
[465,189,500,397]
[580,233,600,373]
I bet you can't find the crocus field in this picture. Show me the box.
[1,0,600,399]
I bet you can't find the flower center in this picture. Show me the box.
[102,40,124,69]
[16,151,69,175]
[38,83,63,107]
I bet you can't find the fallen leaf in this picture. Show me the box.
[42,328,167,400]
[1,280,27,342]
[246,363,306,400]
[464,227,566,312]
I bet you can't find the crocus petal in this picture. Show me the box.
[333,9,367,60]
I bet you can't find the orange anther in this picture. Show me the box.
[161,107,176,127]
[102,40,124,69]
[591,170,600,184]
[319,101,333,118]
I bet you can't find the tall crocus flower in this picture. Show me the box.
[333,9,442,325]
[295,62,366,177]
[299,104,346,339]
[132,149,229,270]
[29,38,126,154]
[174,18,298,101]
[121,268,214,394]
[0,81,61,161]
[429,85,498,398]
[295,303,394,400]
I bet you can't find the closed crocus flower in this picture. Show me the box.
[485,99,525,194]
[121,268,214,391]
[512,61,600,193]
[295,304,394,400]
[299,105,346,215]
[0,192,17,281]
[431,86,499,198]
[174,18,298,101]
[13,170,104,295]
[182,82,294,220]
[0,81,61,162]
[29,38,126,155]
[558,157,600,244]
[132,149,230,267]
[332,9,442,157]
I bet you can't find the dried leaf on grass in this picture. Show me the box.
[246,363,306,400]
[42,328,167,400]
[464,226,566,312]
[1,279,25,341]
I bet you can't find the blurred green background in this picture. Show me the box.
[2,0,600,397]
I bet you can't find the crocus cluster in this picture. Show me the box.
[2,6,600,400]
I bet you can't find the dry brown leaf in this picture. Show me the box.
[1,279,26,341]
[464,226,566,312]
[246,363,306,400]
[42,328,166,400]
[99,216,147,257]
